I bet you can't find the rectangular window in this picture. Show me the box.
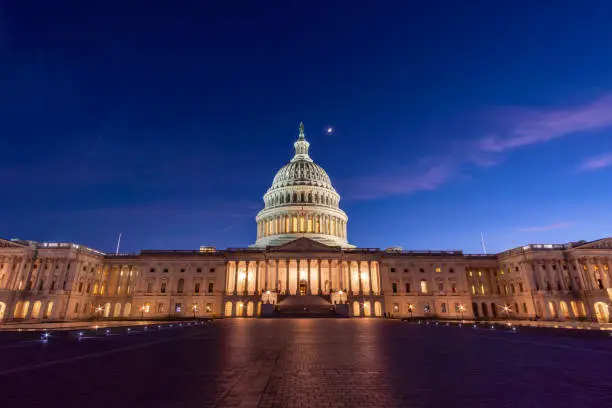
[146,281,153,293]
[522,303,528,313]
[160,281,166,293]
[209,268,215,273]
[150,268,155,273]
[420,280,428,294]
[158,303,165,313]
[405,282,410,293]
[194,282,200,293]
[392,283,397,293]
[393,303,399,312]
[441,303,447,313]
[480,284,485,294]
[435,267,441,273]
[78,282,83,292]
[208,282,214,293]
[175,303,182,313]
[390,268,396,273]
[196,268,202,273]
[451,283,456,293]
[471,285,476,295]
[205,303,213,312]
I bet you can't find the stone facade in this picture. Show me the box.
[1,124,611,323]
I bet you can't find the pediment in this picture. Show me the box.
[0,238,27,249]
[574,238,612,250]
[270,238,340,252]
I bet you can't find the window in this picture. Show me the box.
[438,283,444,292]
[449,268,454,273]
[74,303,80,313]
[78,282,83,292]
[392,283,397,293]
[480,284,485,294]
[209,268,215,273]
[435,267,441,273]
[405,282,410,293]
[150,268,155,273]
[404,268,409,273]
[83,266,86,271]
[471,285,476,294]
[205,303,213,312]
[451,283,457,293]
[419,268,425,273]
[420,280,428,293]
[86,283,91,293]
[180,268,185,273]
[160,281,167,293]
[478,271,482,277]
[441,303,447,313]
[393,303,399,313]
[511,284,516,294]
[522,303,528,313]
[469,271,473,277]
[515,267,519,272]
[163,268,169,273]
[177,279,184,293]
[208,282,214,293]
[194,282,200,293]
[144,303,151,313]
[175,303,182,313]
[146,281,153,293]
[390,268,396,273]
[552,265,557,270]
[196,268,202,273]
[158,303,165,313]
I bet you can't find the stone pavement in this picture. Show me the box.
[0,319,610,408]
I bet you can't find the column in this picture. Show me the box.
[318,260,322,294]
[358,261,363,295]
[264,259,269,291]
[254,261,260,294]
[606,258,612,288]
[274,259,279,291]
[368,260,374,295]
[233,261,239,295]
[285,259,290,295]
[347,262,353,295]
[307,260,312,295]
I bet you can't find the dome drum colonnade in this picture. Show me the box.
[252,122,352,248]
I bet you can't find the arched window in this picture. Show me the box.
[160,281,167,293]
[146,280,153,293]
[177,279,184,293]
[420,279,428,294]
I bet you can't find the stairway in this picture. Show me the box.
[272,295,345,318]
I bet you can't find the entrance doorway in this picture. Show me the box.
[299,281,307,296]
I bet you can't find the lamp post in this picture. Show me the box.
[140,305,145,320]
[502,305,511,323]
[192,304,199,320]
[95,305,103,321]
[408,303,415,320]
[458,304,465,322]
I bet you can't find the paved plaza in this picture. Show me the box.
[0,319,611,408]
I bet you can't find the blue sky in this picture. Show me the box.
[1,1,612,254]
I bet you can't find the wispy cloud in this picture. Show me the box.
[578,152,612,171]
[348,94,612,200]
[517,222,574,232]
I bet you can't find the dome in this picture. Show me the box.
[251,123,352,248]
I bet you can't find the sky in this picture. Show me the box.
[1,1,612,254]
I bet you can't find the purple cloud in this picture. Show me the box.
[348,93,612,200]
[478,95,612,152]
[579,152,612,171]
[517,222,574,232]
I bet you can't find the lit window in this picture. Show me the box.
[158,303,165,312]
[500,270,504,275]
[205,303,213,312]
[469,271,473,277]
[420,280,428,294]
[435,267,441,273]
[478,271,482,277]
[175,303,182,313]
[144,303,151,313]
[471,285,476,294]
[393,303,399,312]
[480,284,485,294]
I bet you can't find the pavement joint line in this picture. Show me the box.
[0,326,207,377]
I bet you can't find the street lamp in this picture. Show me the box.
[458,304,465,322]
[140,305,145,320]
[95,305,103,321]
[408,303,415,320]
[502,305,511,323]
[192,304,199,319]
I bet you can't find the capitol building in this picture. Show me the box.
[1,124,611,323]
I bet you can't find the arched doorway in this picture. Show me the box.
[299,280,307,296]
[224,301,233,317]
[352,301,360,317]
[103,303,111,317]
[472,302,479,318]
[14,301,29,319]
[559,301,570,319]
[114,303,122,317]
[247,301,254,317]
[548,301,557,319]
[257,301,262,316]
[43,302,54,319]
[594,302,610,323]
[374,301,382,317]
[31,301,42,319]
[0,302,6,320]
[363,301,371,317]
[491,303,497,317]
[123,303,132,317]
[481,302,488,317]
[236,302,244,316]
